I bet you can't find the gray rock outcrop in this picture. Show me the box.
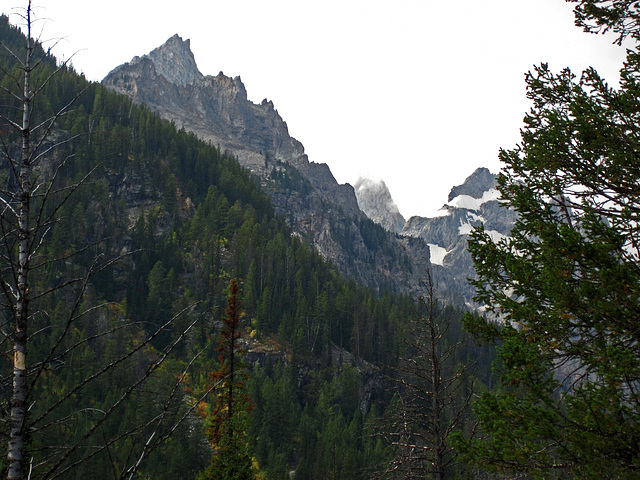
[144,34,203,86]
[447,167,496,202]
[401,168,517,306]
[353,178,406,234]
[103,36,307,176]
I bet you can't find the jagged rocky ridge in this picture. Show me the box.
[353,168,515,305]
[399,168,517,306]
[355,168,517,305]
[103,35,431,295]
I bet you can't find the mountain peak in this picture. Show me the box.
[145,34,203,86]
[354,177,406,233]
[447,167,496,202]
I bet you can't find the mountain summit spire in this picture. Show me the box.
[146,34,203,86]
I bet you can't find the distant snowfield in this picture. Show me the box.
[447,188,501,211]
[486,229,507,243]
[424,188,501,218]
[428,243,449,266]
[458,222,507,242]
[425,207,452,218]
[458,222,474,235]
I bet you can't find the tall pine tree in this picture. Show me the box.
[458,1,640,478]
[200,279,258,480]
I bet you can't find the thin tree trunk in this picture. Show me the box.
[427,274,444,480]
[8,4,33,479]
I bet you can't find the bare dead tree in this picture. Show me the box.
[1,4,51,477]
[376,270,476,480]
[0,3,205,478]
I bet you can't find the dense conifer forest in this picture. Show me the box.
[0,12,488,480]
[5,1,639,478]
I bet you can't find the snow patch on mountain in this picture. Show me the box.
[428,243,449,266]
[447,188,501,211]
[458,221,474,235]
[467,212,484,223]
[426,207,452,218]
[458,223,507,242]
[486,230,507,243]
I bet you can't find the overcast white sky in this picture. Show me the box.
[3,1,630,218]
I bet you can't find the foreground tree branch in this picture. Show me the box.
[376,270,475,480]
[0,4,206,479]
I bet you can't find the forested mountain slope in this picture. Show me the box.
[0,15,490,480]
[102,34,432,296]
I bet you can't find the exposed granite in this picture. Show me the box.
[102,35,431,296]
[402,168,517,307]
[354,177,406,234]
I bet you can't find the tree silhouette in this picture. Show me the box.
[378,271,474,480]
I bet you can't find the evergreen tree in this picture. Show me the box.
[0,6,203,478]
[568,0,640,45]
[458,2,640,478]
[200,279,258,480]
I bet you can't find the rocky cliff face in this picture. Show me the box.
[145,34,203,86]
[103,35,308,176]
[103,35,431,295]
[353,178,406,234]
[401,168,517,306]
